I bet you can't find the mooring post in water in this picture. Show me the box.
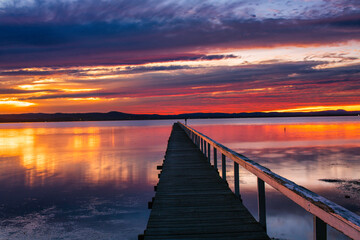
[314,216,327,240]
[222,154,226,182]
[257,177,266,232]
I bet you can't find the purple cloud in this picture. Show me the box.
[0,1,358,69]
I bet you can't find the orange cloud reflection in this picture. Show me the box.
[0,124,171,188]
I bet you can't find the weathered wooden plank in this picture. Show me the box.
[144,231,269,240]
[147,215,255,222]
[143,123,269,240]
[145,224,266,234]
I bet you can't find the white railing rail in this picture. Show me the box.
[177,122,360,240]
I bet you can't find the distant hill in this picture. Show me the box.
[0,110,359,123]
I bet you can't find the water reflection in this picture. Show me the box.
[191,117,360,240]
[0,117,359,240]
[0,124,172,187]
[0,120,173,240]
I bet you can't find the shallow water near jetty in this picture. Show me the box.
[0,116,359,239]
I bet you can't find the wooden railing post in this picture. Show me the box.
[213,148,217,170]
[257,178,266,232]
[207,143,211,163]
[201,138,203,152]
[202,139,205,155]
[222,154,226,182]
[204,140,207,157]
[234,162,241,199]
[314,216,327,240]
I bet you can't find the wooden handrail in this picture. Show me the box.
[178,122,360,239]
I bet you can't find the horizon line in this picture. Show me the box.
[1,109,359,116]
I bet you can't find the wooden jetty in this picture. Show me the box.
[142,123,269,239]
[141,122,360,240]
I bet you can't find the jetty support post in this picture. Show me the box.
[234,162,241,199]
[207,143,211,163]
[213,148,218,170]
[204,141,207,157]
[257,178,266,232]
[314,216,327,240]
[222,154,226,182]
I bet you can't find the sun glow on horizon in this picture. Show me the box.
[1,41,359,115]
[271,105,360,113]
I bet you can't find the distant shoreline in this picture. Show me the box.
[0,110,359,123]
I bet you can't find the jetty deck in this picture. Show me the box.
[142,123,270,239]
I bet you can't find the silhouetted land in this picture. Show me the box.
[0,110,359,123]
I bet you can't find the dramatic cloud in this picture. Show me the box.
[0,0,359,113]
[0,0,359,68]
[25,91,117,100]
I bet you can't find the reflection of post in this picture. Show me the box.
[185,118,188,125]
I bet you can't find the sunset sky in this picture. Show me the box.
[0,0,359,114]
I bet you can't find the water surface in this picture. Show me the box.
[0,120,173,240]
[190,116,360,239]
[0,117,359,239]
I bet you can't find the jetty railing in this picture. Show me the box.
[178,122,360,240]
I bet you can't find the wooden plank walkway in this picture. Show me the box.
[142,123,270,239]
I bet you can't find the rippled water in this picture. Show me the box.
[0,117,359,239]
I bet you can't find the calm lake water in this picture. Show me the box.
[0,116,359,240]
